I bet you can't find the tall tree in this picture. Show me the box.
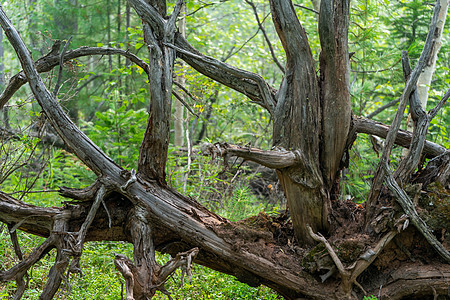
[0,0,449,299]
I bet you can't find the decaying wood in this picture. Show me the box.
[205,142,303,169]
[384,162,450,263]
[354,117,446,158]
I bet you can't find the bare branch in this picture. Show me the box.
[365,97,400,119]
[367,0,443,213]
[166,0,184,39]
[0,234,55,281]
[307,225,349,281]
[172,90,199,118]
[173,32,277,109]
[75,185,107,248]
[0,46,149,109]
[354,117,446,158]
[293,3,319,14]
[166,42,276,114]
[172,80,198,103]
[429,86,450,118]
[158,247,199,283]
[203,142,303,169]
[245,0,285,73]
[383,162,450,263]
[53,37,72,97]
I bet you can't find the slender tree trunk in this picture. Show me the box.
[405,0,448,136]
[174,4,186,148]
[0,28,8,129]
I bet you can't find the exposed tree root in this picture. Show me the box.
[308,225,403,299]
[114,205,199,300]
[384,162,450,263]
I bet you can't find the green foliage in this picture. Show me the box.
[0,227,279,299]
[363,296,378,300]
[1,0,450,298]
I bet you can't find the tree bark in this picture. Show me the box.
[270,0,327,245]
[131,0,180,183]
[318,0,352,189]
[173,3,186,148]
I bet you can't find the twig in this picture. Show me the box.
[53,37,72,97]
[365,97,400,119]
[8,189,60,195]
[245,0,285,73]
[172,90,199,117]
[102,200,112,228]
[429,86,450,118]
[173,80,198,103]
[293,3,319,14]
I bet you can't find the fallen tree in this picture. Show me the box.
[0,0,449,299]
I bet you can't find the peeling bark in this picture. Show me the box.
[270,0,327,245]
[318,0,352,189]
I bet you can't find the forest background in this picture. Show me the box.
[0,0,449,299]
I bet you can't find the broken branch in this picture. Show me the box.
[383,162,450,263]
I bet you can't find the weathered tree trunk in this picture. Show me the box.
[318,0,352,189]
[133,0,176,183]
[173,3,186,148]
[270,0,327,245]
[270,0,352,244]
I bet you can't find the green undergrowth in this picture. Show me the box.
[0,229,280,299]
